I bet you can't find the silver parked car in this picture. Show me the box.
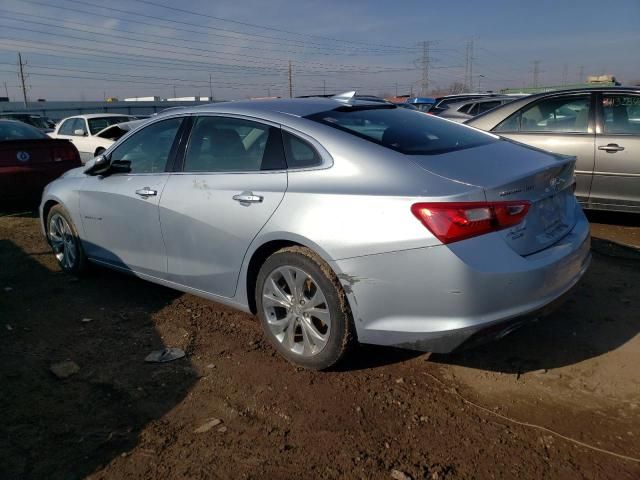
[466,87,640,213]
[40,96,591,369]
[437,96,523,123]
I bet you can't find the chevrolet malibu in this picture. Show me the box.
[40,96,591,370]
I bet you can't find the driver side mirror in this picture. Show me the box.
[74,129,87,136]
[84,154,110,176]
[84,154,132,176]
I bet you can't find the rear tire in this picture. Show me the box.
[255,246,355,370]
[46,205,88,275]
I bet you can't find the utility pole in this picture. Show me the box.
[395,82,398,97]
[464,39,474,92]
[288,60,293,98]
[173,85,177,98]
[323,79,326,96]
[577,65,584,83]
[3,81,9,100]
[17,52,28,108]
[532,60,542,88]
[209,74,214,101]
[562,62,568,86]
[418,41,433,97]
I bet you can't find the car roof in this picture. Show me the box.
[68,113,135,120]
[504,86,640,100]
[158,97,385,120]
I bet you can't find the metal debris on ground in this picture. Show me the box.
[194,418,222,433]
[144,347,186,363]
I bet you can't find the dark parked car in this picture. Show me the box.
[0,112,54,133]
[0,120,81,202]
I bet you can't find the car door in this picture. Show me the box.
[78,116,186,277]
[70,118,96,163]
[590,92,640,211]
[492,93,595,203]
[159,115,288,298]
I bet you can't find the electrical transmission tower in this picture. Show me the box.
[532,60,542,88]
[577,65,585,83]
[464,39,474,92]
[417,41,433,96]
[562,62,568,85]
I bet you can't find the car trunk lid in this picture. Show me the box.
[409,139,578,256]
[0,139,80,166]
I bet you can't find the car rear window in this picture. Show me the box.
[0,121,47,140]
[305,106,495,155]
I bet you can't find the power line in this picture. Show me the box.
[128,0,417,52]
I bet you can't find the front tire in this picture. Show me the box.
[47,205,88,275]
[256,246,355,370]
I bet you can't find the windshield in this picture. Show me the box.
[0,120,48,140]
[2,114,49,129]
[87,116,135,135]
[305,106,496,155]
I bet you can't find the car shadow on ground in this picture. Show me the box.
[429,251,640,375]
[586,210,639,227]
[0,238,196,480]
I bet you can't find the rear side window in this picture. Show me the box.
[306,106,495,155]
[602,94,640,134]
[282,131,322,168]
[495,95,590,133]
[183,116,286,172]
[476,101,502,115]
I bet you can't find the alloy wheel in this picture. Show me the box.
[48,213,77,271]
[262,266,331,357]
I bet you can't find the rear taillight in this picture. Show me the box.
[52,145,79,163]
[411,201,531,244]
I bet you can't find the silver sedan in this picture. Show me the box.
[40,97,591,369]
[466,87,640,213]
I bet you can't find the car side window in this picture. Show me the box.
[282,131,322,169]
[476,100,501,115]
[58,119,76,135]
[602,94,640,134]
[72,118,87,136]
[495,95,590,133]
[183,116,286,172]
[109,118,183,174]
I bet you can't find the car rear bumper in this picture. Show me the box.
[0,163,78,199]
[335,208,591,353]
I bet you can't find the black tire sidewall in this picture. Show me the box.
[46,205,87,275]
[256,250,351,370]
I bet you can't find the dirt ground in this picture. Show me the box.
[1,209,639,480]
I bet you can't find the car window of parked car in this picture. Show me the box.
[183,116,286,172]
[306,105,495,155]
[476,100,502,115]
[109,118,183,174]
[282,131,322,168]
[87,117,135,135]
[602,94,640,135]
[0,121,47,140]
[58,119,77,135]
[495,95,590,133]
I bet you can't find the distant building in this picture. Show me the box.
[106,97,119,103]
[124,96,162,102]
[166,96,212,102]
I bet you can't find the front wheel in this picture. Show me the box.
[47,205,88,275]
[255,247,355,370]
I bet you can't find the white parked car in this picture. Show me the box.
[49,114,139,163]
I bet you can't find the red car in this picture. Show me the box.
[0,120,81,203]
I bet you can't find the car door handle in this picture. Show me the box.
[232,192,263,204]
[135,187,157,197]
[598,143,625,153]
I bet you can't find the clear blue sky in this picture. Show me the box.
[0,0,638,100]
